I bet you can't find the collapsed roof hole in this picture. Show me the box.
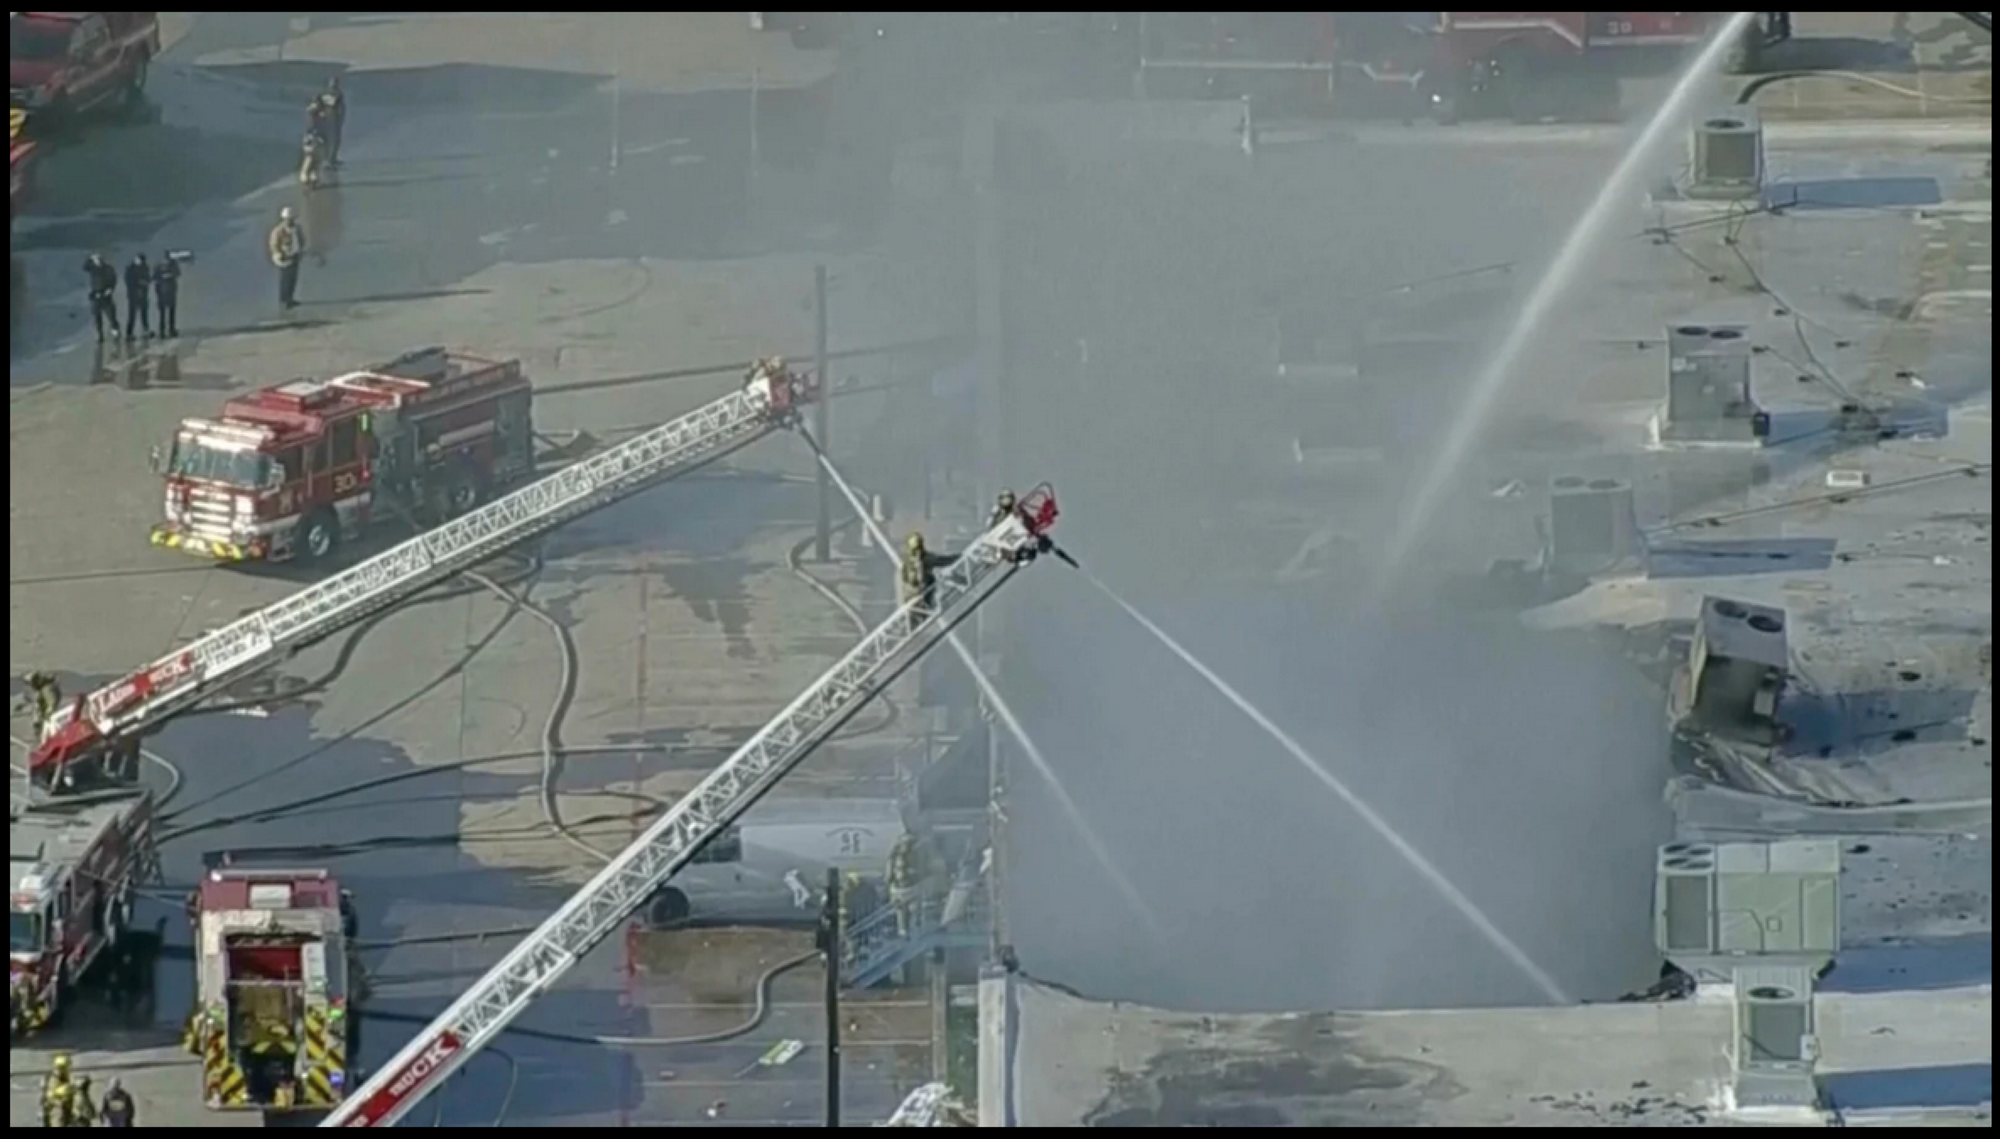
[1891,729,1917,743]
[1747,614,1784,634]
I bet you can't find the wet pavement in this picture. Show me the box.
[11,12,947,1128]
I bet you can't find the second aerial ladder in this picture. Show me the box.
[29,364,817,787]
[322,487,1064,1128]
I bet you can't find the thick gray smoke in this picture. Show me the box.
[961,74,1673,1013]
[1001,584,1673,1012]
[830,17,1680,1013]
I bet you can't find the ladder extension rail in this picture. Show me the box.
[323,487,1060,1128]
[31,373,813,778]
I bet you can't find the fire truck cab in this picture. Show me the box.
[186,858,360,1114]
[9,788,159,1038]
[151,347,535,564]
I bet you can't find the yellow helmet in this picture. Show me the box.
[52,1053,72,1073]
[905,532,925,552]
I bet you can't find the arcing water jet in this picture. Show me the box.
[1084,571,1576,1006]
[1376,12,1758,588]
[806,444,1166,939]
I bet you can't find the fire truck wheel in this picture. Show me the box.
[444,470,483,517]
[300,511,340,562]
[646,886,691,928]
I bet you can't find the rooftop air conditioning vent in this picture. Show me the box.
[1688,108,1764,201]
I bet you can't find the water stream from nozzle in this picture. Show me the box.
[805,444,1165,940]
[1375,12,1757,588]
[1081,570,1575,1006]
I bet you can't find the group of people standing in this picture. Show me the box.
[74,77,344,341]
[80,251,180,344]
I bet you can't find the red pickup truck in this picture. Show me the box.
[9,11,161,128]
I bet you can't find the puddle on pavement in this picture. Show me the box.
[87,345,235,390]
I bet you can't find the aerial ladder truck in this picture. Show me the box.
[319,486,1065,1128]
[26,364,818,788]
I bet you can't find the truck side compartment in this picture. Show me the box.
[189,866,358,1113]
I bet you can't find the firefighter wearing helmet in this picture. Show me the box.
[40,1052,84,1126]
[25,670,62,737]
[745,355,786,388]
[898,532,959,614]
[987,489,1018,530]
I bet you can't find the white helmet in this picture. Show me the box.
[279,207,295,222]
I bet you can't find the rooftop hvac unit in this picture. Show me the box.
[1656,839,1841,983]
[1682,596,1791,744]
[1660,323,1761,443]
[1546,474,1643,576]
[1730,964,1823,1110]
[1686,108,1764,201]
[1656,842,1717,956]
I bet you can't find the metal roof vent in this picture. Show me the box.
[1729,963,1823,1111]
[1687,107,1764,201]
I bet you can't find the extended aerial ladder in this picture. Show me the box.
[321,487,1064,1128]
[28,367,818,788]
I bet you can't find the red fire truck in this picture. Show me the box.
[9,11,161,129]
[9,108,33,224]
[1399,13,1791,125]
[1129,13,1788,122]
[185,857,360,1115]
[150,347,536,564]
[9,788,161,1038]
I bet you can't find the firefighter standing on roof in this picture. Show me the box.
[83,253,120,342]
[899,533,958,615]
[268,207,306,311]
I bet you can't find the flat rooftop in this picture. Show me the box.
[1006,975,1993,1127]
[982,25,1991,1127]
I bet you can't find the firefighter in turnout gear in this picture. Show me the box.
[899,533,958,615]
[70,1075,99,1126]
[100,1078,136,1127]
[886,833,925,939]
[26,670,61,737]
[315,76,346,167]
[40,1053,79,1126]
[268,208,306,310]
[988,489,1019,529]
[843,870,882,960]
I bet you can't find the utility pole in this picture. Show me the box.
[814,263,833,562]
[818,867,843,1128]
